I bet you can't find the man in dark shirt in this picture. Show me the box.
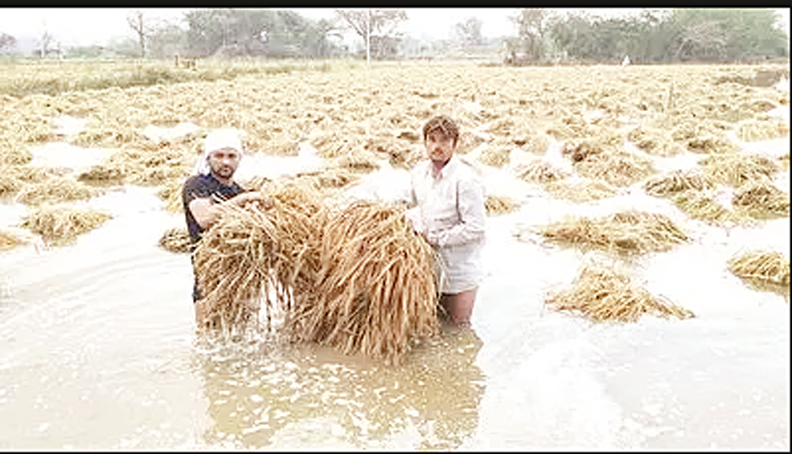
[182,128,268,328]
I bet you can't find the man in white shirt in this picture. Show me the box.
[407,115,486,328]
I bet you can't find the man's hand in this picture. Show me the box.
[232,192,274,210]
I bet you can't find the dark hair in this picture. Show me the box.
[422,115,459,144]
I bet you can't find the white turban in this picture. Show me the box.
[193,128,244,175]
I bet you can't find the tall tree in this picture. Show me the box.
[454,17,483,47]
[335,8,408,59]
[508,8,550,62]
[0,32,16,53]
[127,10,152,58]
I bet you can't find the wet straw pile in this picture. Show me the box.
[288,201,440,365]
[193,181,326,334]
[485,195,521,215]
[20,204,111,245]
[732,177,790,218]
[158,226,192,254]
[644,169,711,198]
[14,175,99,205]
[514,158,569,183]
[699,151,780,188]
[545,263,695,323]
[543,177,617,203]
[671,188,748,224]
[537,210,688,254]
[193,181,441,363]
[727,249,790,287]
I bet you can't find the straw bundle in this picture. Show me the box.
[543,178,617,203]
[538,210,688,254]
[20,204,111,245]
[510,128,552,154]
[514,158,570,183]
[735,118,790,142]
[156,179,185,213]
[0,228,23,250]
[485,195,521,215]
[545,264,694,323]
[288,200,440,365]
[732,178,790,217]
[671,120,739,154]
[333,148,382,173]
[644,169,711,198]
[727,249,790,287]
[194,181,326,334]
[574,150,654,187]
[671,188,749,224]
[0,171,22,197]
[14,175,99,205]
[0,137,33,165]
[77,164,126,184]
[562,138,616,163]
[627,126,686,157]
[10,164,54,183]
[158,226,191,253]
[478,143,512,167]
[699,152,780,188]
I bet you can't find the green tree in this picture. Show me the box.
[454,17,483,47]
[335,9,408,59]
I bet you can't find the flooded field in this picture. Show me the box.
[0,61,789,449]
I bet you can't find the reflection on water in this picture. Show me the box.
[195,326,485,450]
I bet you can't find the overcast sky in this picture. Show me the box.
[0,8,789,47]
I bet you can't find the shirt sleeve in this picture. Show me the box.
[182,177,211,209]
[432,174,486,247]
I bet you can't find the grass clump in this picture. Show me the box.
[728,249,790,287]
[485,195,521,215]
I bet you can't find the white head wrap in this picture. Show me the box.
[193,128,244,175]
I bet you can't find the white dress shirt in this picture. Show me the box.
[409,155,486,293]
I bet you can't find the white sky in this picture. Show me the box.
[0,7,788,46]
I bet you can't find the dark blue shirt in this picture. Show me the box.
[182,173,244,245]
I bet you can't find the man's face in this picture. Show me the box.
[208,147,241,180]
[424,130,457,164]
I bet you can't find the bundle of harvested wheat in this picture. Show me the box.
[543,177,617,203]
[0,136,33,165]
[156,179,185,213]
[671,188,750,224]
[644,169,711,197]
[574,150,654,187]
[671,119,739,154]
[485,195,521,215]
[510,128,552,154]
[14,175,99,205]
[537,209,688,254]
[562,137,617,163]
[626,126,686,157]
[194,180,327,335]
[514,158,570,184]
[545,263,694,323]
[699,152,780,188]
[288,200,440,365]
[76,164,126,184]
[735,118,790,142]
[727,249,790,287]
[20,204,111,245]
[0,171,22,198]
[0,228,23,250]
[477,143,512,168]
[732,178,790,217]
[158,226,192,253]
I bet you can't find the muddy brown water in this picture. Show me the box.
[0,122,789,450]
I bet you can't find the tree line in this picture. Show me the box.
[507,8,789,64]
[1,8,788,63]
